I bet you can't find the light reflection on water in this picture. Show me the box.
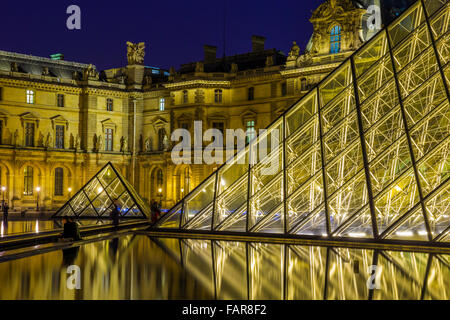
[0,235,448,300]
[0,220,112,237]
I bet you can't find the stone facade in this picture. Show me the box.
[0,1,384,211]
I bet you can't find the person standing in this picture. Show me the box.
[2,201,9,223]
[111,199,120,229]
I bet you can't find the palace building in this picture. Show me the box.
[0,0,411,211]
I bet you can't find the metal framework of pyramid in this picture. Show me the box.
[53,163,150,219]
[154,0,450,244]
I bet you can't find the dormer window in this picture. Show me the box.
[26,90,35,104]
[330,25,342,54]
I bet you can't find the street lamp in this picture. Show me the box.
[158,188,163,207]
[68,187,72,198]
[36,186,41,211]
[1,186,5,208]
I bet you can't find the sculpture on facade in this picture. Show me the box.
[120,136,128,153]
[10,62,18,72]
[195,61,204,73]
[163,134,170,151]
[45,132,53,148]
[311,32,322,54]
[97,135,103,152]
[84,64,98,79]
[145,137,151,152]
[13,129,19,146]
[287,41,300,61]
[75,134,80,150]
[126,42,146,65]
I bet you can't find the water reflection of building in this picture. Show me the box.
[0,235,212,299]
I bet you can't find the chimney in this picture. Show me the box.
[204,45,218,64]
[251,35,266,52]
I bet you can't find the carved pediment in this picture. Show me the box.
[50,115,69,130]
[100,118,117,132]
[240,109,258,126]
[20,112,40,128]
[152,116,169,131]
[0,109,10,126]
[311,0,356,21]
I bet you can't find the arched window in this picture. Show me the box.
[156,169,163,187]
[330,25,342,54]
[214,89,223,103]
[182,90,189,104]
[24,166,33,195]
[54,167,64,196]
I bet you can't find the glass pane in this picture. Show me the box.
[425,181,450,240]
[356,54,394,103]
[217,148,249,196]
[287,174,324,232]
[335,207,374,239]
[375,169,419,234]
[424,0,448,18]
[321,87,355,135]
[157,203,182,228]
[292,205,327,237]
[429,2,449,39]
[436,32,450,65]
[319,61,352,107]
[286,116,320,166]
[69,191,90,215]
[287,143,322,196]
[388,2,424,49]
[417,138,450,197]
[285,91,318,137]
[249,172,283,230]
[354,31,388,77]
[423,255,450,300]
[397,46,438,99]
[91,191,113,216]
[252,204,284,234]
[328,173,368,233]
[214,175,248,229]
[183,174,216,225]
[384,207,429,241]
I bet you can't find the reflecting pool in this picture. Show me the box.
[0,235,448,300]
[0,219,113,238]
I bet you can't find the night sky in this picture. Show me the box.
[1,0,323,71]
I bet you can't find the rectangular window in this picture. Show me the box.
[248,87,254,101]
[25,122,35,147]
[281,83,287,96]
[106,98,113,111]
[55,125,65,149]
[57,94,64,107]
[26,90,34,104]
[0,120,3,144]
[214,89,223,103]
[159,98,165,111]
[246,120,256,143]
[105,128,113,151]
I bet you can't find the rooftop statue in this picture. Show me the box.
[126,42,146,65]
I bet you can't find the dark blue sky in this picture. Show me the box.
[1,0,323,70]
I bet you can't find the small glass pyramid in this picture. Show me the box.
[53,163,150,219]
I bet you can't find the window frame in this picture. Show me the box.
[159,98,165,111]
[330,25,342,54]
[57,94,65,108]
[106,98,114,112]
[214,89,223,103]
[104,128,114,151]
[55,125,65,149]
[23,166,33,196]
[26,89,35,104]
[248,87,255,101]
[54,167,64,196]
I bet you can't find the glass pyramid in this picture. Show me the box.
[53,162,150,219]
[154,0,449,243]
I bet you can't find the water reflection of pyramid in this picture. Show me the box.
[53,163,150,219]
[154,0,449,243]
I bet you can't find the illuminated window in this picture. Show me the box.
[159,98,165,111]
[105,128,113,151]
[106,98,113,111]
[24,166,33,195]
[182,90,188,104]
[54,168,64,196]
[246,120,256,143]
[214,89,223,103]
[26,90,34,104]
[330,25,342,54]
